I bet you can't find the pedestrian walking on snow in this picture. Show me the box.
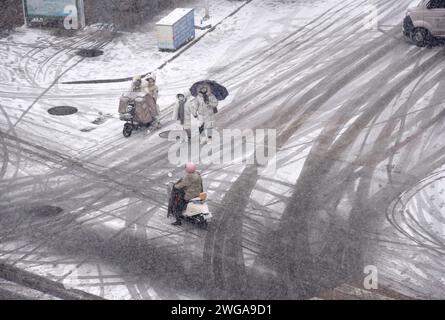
[193,86,218,144]
[142,73,162,131]
[172,91,196,142]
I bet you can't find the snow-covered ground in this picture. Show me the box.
[1,0,445,300]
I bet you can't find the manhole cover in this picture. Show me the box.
[48,106,78,116]
[80,127,96,132]
[26,205,63,217]
[159,130,185,139]
[76,48,104,57]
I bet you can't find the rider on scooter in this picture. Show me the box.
[169,163,203,226]
[130,75,143,92]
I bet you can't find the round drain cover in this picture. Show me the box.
[159,130,185,139]
[27,205,63,217]
[159,131,171,139]
[48,106,78,116]
[76,49,104,57]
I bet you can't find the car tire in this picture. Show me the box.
[411,27,431,47]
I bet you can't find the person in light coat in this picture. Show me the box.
[142,73,161,130]
[194,86,218,144]
[143,73,159,102]
[172,91,196,142]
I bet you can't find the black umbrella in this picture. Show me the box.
[189,80,229,101]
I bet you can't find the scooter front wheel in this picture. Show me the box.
[196,215,208,229]
[123,123,133,137]
[200,220,208,229]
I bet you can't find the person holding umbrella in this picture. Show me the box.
[190,80,229,144]
[193,85,218,144]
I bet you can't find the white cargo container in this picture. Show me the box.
[156,8,195,51]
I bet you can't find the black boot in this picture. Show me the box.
[172,219,182,226]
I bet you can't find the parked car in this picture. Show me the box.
[403,0,445,46]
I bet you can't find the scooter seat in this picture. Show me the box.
[190,193,206,202]
[184,201,210,217]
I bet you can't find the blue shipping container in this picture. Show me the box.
[156,8,195,51]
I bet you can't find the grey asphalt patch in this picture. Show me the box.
[25,205,63,218]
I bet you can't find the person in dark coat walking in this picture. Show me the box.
[172,91,196,142]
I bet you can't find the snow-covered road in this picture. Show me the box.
[1,0,445,299]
